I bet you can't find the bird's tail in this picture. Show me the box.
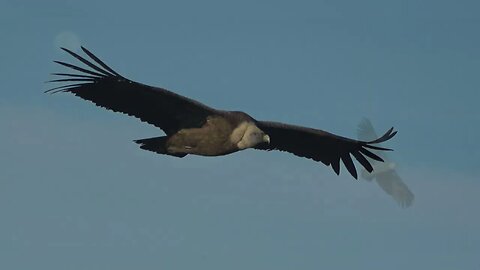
[134,136,187,158]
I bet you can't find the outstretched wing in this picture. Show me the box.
[255,121,397,179]
[47,47,218,135]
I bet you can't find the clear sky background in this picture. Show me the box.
[1,0,479,269]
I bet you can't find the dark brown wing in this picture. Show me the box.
[46,47,218,135]
[254,121,397,179]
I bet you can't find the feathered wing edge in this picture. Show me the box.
[334,127,397,179]
[46,46,220,135]
[256,122,397,179]
[357,117,389,162]
[45,47,123,94]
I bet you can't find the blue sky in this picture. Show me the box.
[1,0,479,269]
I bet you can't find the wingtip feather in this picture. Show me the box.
[341,153,358,179]
[359,148,385,162]
[80,46,122,77]
[331,159,340,175]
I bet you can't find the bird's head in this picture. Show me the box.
[236,123,270,149]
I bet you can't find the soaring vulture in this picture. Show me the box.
[357,119,413,207]
[47,47,397,179]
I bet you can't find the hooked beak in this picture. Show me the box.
[263,134,271,144]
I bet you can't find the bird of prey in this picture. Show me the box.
[47,46,397,179]
[357,118,414,207]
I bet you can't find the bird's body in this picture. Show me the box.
[143,114,267,157]
[166,115,238,156]
[47,47,397,179]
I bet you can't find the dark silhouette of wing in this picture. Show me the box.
[47,47,218,135]
[255,121,397,179]
[375,170,414,208]
[357,118,414,207]
[357,118,389,161]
